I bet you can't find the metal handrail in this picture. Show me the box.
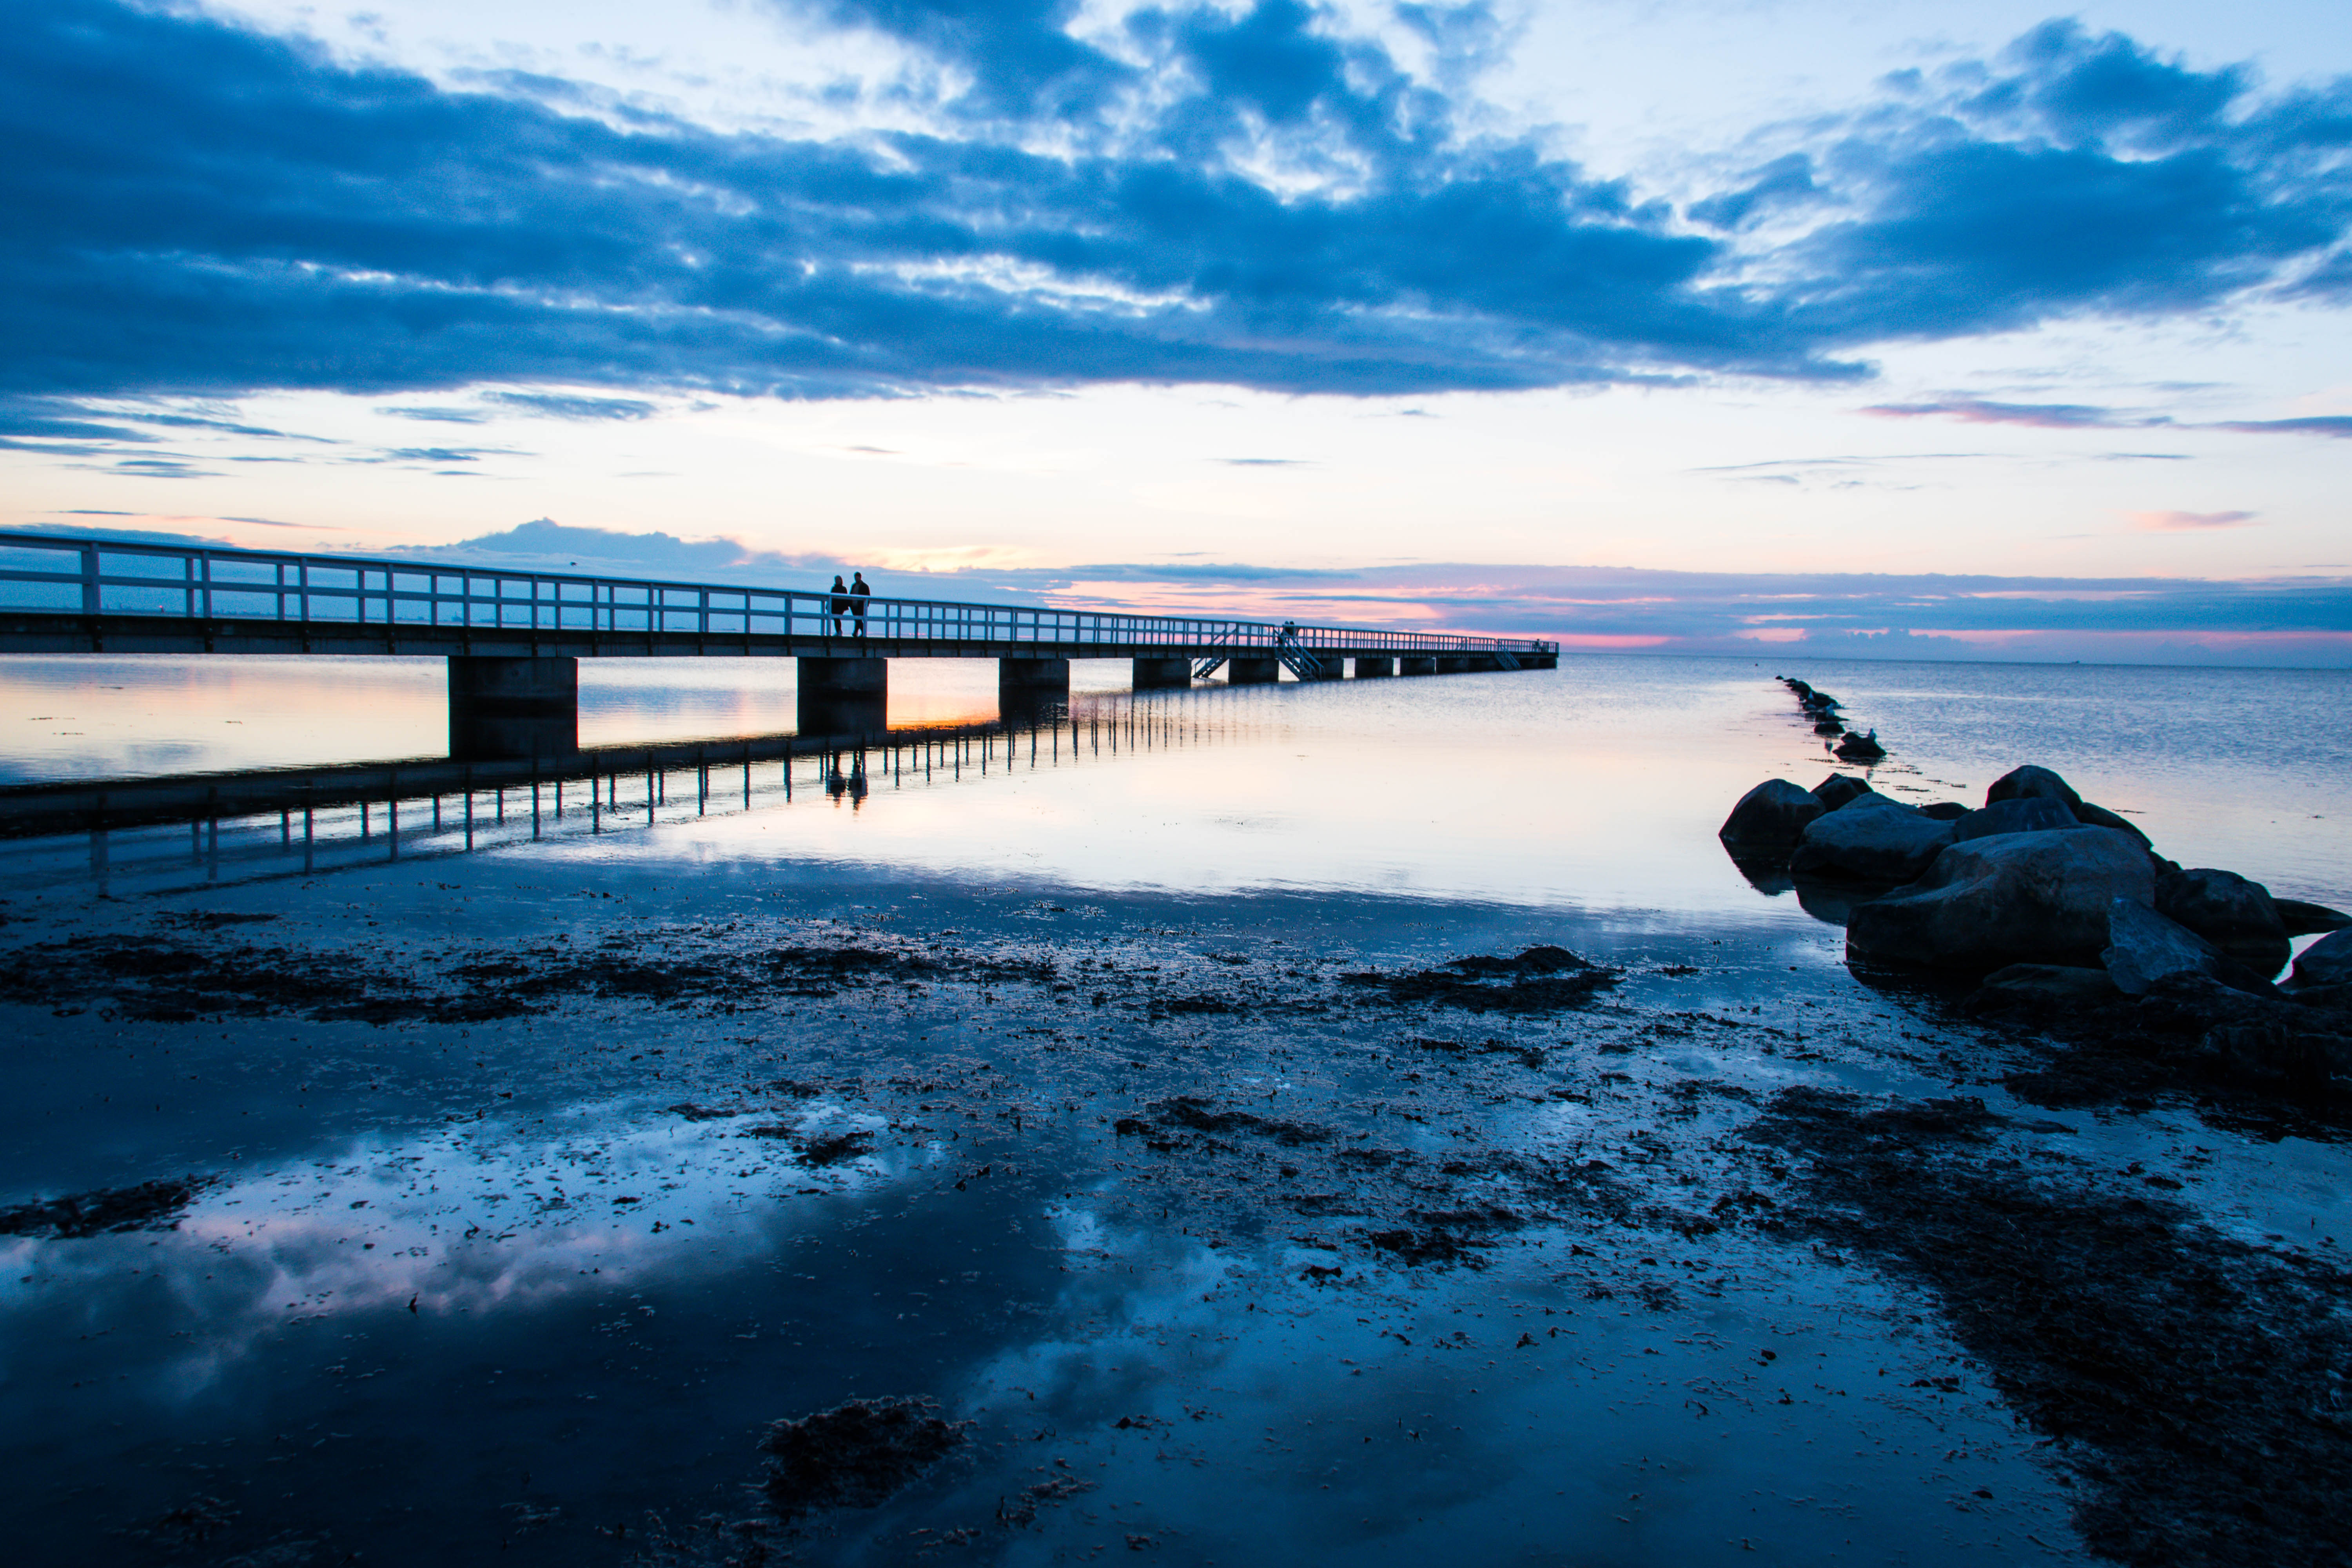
[0,532,1555,655]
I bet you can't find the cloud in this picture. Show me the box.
[2211,416,2352,439]
[0,2,2346,411]
[1217,457,1310,466]
[2128,508,2260,530]
[377,405,492,424]
[482,391,659,421]
[1866,400,2352,439]
[1864,398,2158,430]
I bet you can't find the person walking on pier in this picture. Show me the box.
[849,572,871,637]
[828,575,849,637]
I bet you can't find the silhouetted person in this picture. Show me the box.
[849,572,871,637]
[1280,619,1298,643]
[828,575,849,636]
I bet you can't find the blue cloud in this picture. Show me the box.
[0,0,2345,412]
[483,392,659,421]
[1865,399,2352,438]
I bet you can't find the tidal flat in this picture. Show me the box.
[7,847,2350,1567]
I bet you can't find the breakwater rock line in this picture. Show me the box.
[1721,756,2352,1093]
[1777,676,1886,760]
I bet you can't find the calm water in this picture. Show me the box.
[3,652,2347,912]
[4,653,2349,1566]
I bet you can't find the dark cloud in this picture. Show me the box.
[0,2,2345,413]
[1687,154,1825,231]
[1779,22,2352,343]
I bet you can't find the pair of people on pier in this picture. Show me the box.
[827,572,872,636]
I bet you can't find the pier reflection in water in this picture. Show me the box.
[0,697,1241,898]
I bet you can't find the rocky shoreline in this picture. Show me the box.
[1723,681,2352,1101]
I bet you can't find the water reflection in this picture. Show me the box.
[0,700,1233,897]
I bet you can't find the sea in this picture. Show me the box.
[2,653,2347,1566]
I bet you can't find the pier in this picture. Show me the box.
[0,534,1557,759]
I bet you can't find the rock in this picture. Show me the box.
[1813,774,1874,810]
[1789,794,1955,884]
[1918,801,1970,821]
[2289,983,2352,1013]
[2144,976,2352,1089]
[1844,827,2153,970]
[2273,898,2352,937]
[1833,731,1886,761]
[2103,899,2227,996]
[1792,877,1866,927]
[1813,716,1846,735]
[2290,929,2352,990]
[1970,963,2120,1009]
[1953,796,2079,842]
[2155,868,2291,976]
[1719,780,1826,852]
[1986,765,2082,813]
[2069,800,2150,846]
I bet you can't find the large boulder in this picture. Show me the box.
[1987,765,2083,813]
[1790,794,1955,884]
[2070,800,2151,847]
[1919,801,1971,821]
[1845,827,2154,971]
[2103,899,2225,996]
[2156,868,2291,976]
[2274,898,2352,937]
[1719,779,1825,853]
[1953,796,2078,842]
[1966,963,2121,1012]
[1813,774,1873,811]
[2291,929,2352,990]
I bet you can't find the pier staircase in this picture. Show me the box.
[1274,638,1328,680]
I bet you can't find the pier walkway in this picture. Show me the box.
[0,532,1556,757]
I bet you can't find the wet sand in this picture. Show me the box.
[5,849,2348,1566]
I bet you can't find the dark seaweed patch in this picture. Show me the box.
[759,1397,965,1522]
[0,1175,212,1238]
[1748,1085,2352,1567]
[1344,946,1621,1013]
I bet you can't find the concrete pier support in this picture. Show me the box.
[998,656,1071,722]
[998,657,1071,697]
[448,655,577,760]
[1354,656,1394,677]
[1525,652,1559,669]
[1227,656,1281,685]
[1132,656,1192,690]
[1399,656,1437,676]
[1299,654,1345,680]
[1436,655,1485,674]
[799,656,887,736]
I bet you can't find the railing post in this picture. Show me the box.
[80,541,101,615]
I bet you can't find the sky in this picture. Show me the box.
[4,0,2351,662]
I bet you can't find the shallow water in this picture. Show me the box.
[2,653,2348,1566]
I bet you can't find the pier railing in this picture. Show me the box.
[0,533,1553,655]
